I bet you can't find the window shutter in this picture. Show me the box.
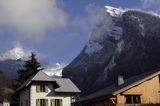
[51,99,55,106]
[45,85,48,93]
[36,99,40,106]
[46,99,48,106]
[36,85,40,93]
[60,99,63,106]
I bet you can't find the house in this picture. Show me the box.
[0,99,10,106]
[74,70,160,106]
[16,71,81,106]
[3,99,10,106]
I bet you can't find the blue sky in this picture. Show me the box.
[0,0,159,65]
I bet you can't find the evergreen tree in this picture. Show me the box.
[17,52,43,84]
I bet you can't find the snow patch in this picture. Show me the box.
[43,63,66,77]
[109,25,122,40]
[139,23,145,37]
[85,41,103,54]
[117,40,124,53]
[105,6,124,17]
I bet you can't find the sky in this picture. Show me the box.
[0,0,160,65]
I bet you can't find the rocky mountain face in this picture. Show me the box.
[62,6,160,96]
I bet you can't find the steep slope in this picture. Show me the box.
[62,6,160,96]
[63,6,124,96]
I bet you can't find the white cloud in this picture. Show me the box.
[0,0,67,41]
[71,4,104,29]
[0,42,48,65]
[85,3,105,25]
[142,0,160,8]
[70,3,106,41]
[0,44,31,61]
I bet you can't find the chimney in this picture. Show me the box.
[117,75,124,86]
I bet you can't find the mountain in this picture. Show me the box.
[62,6,160,96]
[0,47,64,78]
[0,47,29,78]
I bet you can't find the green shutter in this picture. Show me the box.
[60,99,63,106]
[51,99,55,106]
[36,99,40,106]
[45,85,48,93]
[36,85,40,93]
[46,99,48,106]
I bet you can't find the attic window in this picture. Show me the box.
[36,84,48,93]
[125,95,141,104]
[40,85,46,92]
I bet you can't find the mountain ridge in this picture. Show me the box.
[62,6,160,96]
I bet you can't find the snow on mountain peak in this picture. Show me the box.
[105,6,124,17]
[0,46,31,61]
[85,6,124,55]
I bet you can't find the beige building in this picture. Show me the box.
[16,71,81,106]
[75,70,160,106]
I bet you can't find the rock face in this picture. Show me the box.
[62,6,160,96]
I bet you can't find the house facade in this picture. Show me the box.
[75,70,160,106]
[17,71,81,106]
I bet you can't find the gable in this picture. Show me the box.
[121,75,160,95]
[113,70,160,95]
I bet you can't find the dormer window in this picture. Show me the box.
[36,84,48,93]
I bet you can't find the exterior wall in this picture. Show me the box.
[116,75,160,106]
[30,82,72,106]
[75,97,116,106]
[20,88,30,106]
[3,102,10,106]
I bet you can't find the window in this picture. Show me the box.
[36,84,48,93]
[125,95,141,104]
[51,99,63,106]
[36,99,48,106]
[40,85,46,92]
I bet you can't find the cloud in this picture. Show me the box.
[70,3,106,41]
[0,42,49,65]
[85,4,106,25]
[72,4,104,29]
[0,0,67,41]
[142,0,160,8]
[0,44,32,61]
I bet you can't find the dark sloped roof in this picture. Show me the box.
[77,70,160,102]
[55,78,81,93]
[16,71,80,93]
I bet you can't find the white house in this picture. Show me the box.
[16,71,81,106]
